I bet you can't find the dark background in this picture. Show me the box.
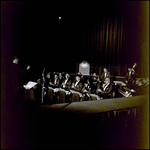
[2,1,149,79]
[1,1,149,149]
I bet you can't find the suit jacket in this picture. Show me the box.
[96,83,113,98]
[59,77,64,86]
[125,71,135,82]
[60,79,72,90]
[82,83,91,94]
[102,83,113,94]
[125,71,136,89]
[71,81,83,92]
[10,63,27,96]
[101,72,111,82]
[50,78,60,88]
[90,79,98,94]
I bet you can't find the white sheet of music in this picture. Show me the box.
[23,81,37,89]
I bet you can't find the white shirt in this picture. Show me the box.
[75,81,79,87]
[103,83,109,91]
[64,79,68,84]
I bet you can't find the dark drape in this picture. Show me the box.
[82,12,128,76]
[81,2,149,78]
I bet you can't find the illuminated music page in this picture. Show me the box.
[23,81,37,89]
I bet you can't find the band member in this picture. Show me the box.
[70,74,83,101]
[10,56,30,101]
[49,74,60,88]
[49,73,60,102]
[101,67,111,84]
[81,79,91,100]
[59,72,64,86]
[71,74,83,92]
[90,73,98,94]
[125,67,136,89]
[46,72,51,85]
[132,62,137,74]
[60,73,72,91]
[60,73,72,102]
[96,77,113,99]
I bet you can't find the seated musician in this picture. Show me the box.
[81,79,91,100]
[135,77,149,95]
[96,77,113,99]
[60,73,72,91]
[125,67,136,89]
[49,73,60,102]
[101,67,111,84]
[45,72,51,86]
[60,73,72,102]
[59,72,64,86]
[70,73,83,100]
[90,73,98,94]
[49,73,60,88]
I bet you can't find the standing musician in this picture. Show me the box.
[101,67,111,84]
[125,67,136,89]
[10,56,30,104]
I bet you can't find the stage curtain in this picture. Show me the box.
[81,13,128,76]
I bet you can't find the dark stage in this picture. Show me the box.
[2,96,149,149]
[1,1,149,149]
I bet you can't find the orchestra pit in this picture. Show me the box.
[1,1,149,149]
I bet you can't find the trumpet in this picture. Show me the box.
[118,88,132,97]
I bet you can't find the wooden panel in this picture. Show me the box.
[59,90,65,103]
[48,88,53,104]
[24,89,35,101]
[37,95,148,115]
[72,93,80,102]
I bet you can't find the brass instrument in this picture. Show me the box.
[118,88,132,97]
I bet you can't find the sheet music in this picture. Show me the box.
[113,81,126,86]
[23,81,37,90]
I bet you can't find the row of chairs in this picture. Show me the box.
[47,87,101,104]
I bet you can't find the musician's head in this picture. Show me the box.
[13,56,19,64]
[65,73,70,79]
[104,77,110,84]
[46,72,51,79]
[76,75,81,82]
[93,73,97,80]
[133,62,137,66]
[54,74,58,79]
[128,68,132,72]
[59,72,63,79]
[103,67,108,73]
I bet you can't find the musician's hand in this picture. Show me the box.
[72,84,74,88]
[27,65,30,70]
[49,82,53,85]
[97,89,102,92]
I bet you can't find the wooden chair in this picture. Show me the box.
[47,87,54,104]
[59,89,66,103]
[90,94,100,100]
[71,92,80,102]
[24,89,35,102]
